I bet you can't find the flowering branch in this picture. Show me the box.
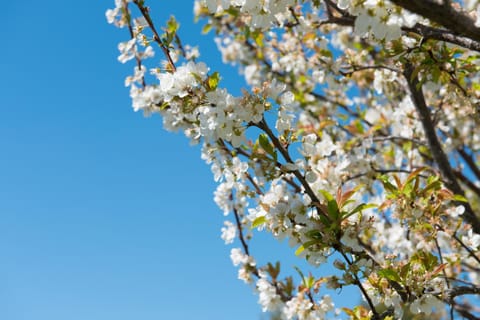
[404,63,480,234]
[132,0,177,71]
[255,118,330,222]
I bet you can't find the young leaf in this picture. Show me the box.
[207,71,220,91]
[343,203,377,220]
[377,268,402,283]
[259,133,275,158]
[452,194,468,202]
[319,189,339,219]
[404,167,427,187]
[251,216,266,229]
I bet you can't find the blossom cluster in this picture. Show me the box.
[199,0,296,28]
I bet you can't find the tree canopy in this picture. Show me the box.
[107,1,480,319]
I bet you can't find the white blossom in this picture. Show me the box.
[221,221,236,244]
[409,294,443,316]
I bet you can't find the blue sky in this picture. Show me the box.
[0,2,358,320]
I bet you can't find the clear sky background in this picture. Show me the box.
[0,2,358,320]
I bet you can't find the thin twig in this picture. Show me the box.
[452,233,480,265]
[232,195,252,257]
[340,251,379,319]
[122,1,146,87]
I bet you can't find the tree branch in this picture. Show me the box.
[403,23,480,52]
[322,10,480,52]
[453,170,480,199]
[390,0,480,44]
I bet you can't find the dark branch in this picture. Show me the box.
[457,147,480,181]
[390,0,480,44]
[403,23,480,52]
[453,170,480,199]
[232,199,253,258]
[322,10,480,52]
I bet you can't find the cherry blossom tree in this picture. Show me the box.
[107,1,480,318]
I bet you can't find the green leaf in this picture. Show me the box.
[318,190,339,219]
[305,275,315,289]
[202,23,212,34]
[452,194,468,202]
[327,200,339,219]
[253,31,264,48]
[259,134,275,158]
[412,250,438,271]
[409,64,423,82]
[378,175,398,193]
[343,203,376,220]
[422,178,442,195]
[318,189,334,202]
[402,180,414,196]
[377,268,402,283]
[225,7,239,16]
[251,216,266,228]
[399,262,410,280]
[305,229,322,240]
[293,266,306,285]
[295,245,306,256]
[341,199,356,209]
[404,167,427,187]
[354,120,364,134]
[166,15,179,33]
[341,308,355,317]
[158,101,169,110]
[207,71,220,90]
[295,240,320,256]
